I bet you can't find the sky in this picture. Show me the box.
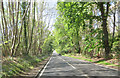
[42,0,58,31]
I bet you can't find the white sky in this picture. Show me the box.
[42,0,58,31]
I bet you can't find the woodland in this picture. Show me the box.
[0,0,120,77]
[54,2,120,60]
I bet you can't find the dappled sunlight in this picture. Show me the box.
[0,0,120,78]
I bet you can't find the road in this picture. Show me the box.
[37,51,119,78]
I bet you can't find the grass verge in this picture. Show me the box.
[64,54,119,69]
[2,54,49,78]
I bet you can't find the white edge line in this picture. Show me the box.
[39,56,52,77]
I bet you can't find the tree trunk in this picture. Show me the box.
[11,2,20,56]
[14,2,30,55]
[99,2,110,59]
[76,29,81,54]
[117,1,120,72]
[1,1,9,57]
[110,4,116,50]
[27,2,35,53]
[1,2,8,41]
[22,2,28,54]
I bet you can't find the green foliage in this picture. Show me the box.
[2,55,48,77]
[111,36,120,58]
[1,1,54,77]
[54,2,94,54]
[41,35,54,55]
[54,2,120,59]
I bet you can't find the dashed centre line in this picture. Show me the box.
[58,56,89,78]
[58,56,76,69]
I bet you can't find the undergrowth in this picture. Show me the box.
[2,54,49,77]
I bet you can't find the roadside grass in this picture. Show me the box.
[2,54,49,77]
[64,54,94,62]
[64,54,119,67]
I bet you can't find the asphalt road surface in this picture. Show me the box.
[37,51,119,78]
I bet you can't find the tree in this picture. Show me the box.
[98,2,110,59]
[54,1,119,59]
[0,0,54,57]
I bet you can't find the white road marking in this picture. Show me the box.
[59,56,76,69]
[67,56,118,71]
[39,57,52,78]
[39,55,90,78]
[59,56,90,78]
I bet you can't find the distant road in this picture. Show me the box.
[37,51,119,78]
